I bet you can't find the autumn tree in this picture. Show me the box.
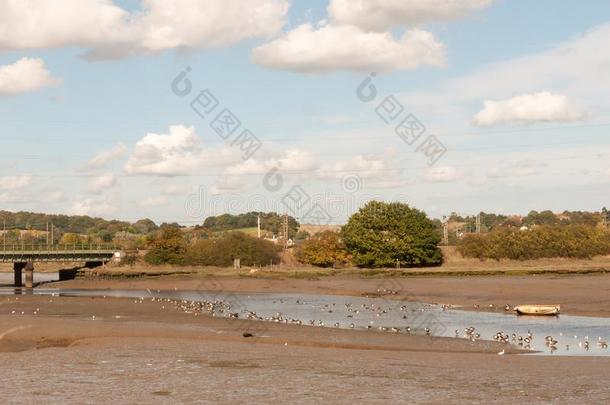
[295,231,349,268]
[144,226,186,265]
[60,233,85,245]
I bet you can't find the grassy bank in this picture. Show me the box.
[3,247,610,280]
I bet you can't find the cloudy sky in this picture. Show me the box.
[1,0,610,225]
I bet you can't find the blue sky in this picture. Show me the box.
[1,0,610,224]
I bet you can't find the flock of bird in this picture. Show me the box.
[155,294,609,354]
[4,293,608,355]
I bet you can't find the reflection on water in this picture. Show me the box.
[1,286,608,357]
[0,271,59,285]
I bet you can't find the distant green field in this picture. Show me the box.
[213,227,259,235]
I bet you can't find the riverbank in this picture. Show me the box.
[48,272,610,318]
[1,294,609,404]
[0,295,513,354]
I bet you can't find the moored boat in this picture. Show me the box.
[514,305,560,316]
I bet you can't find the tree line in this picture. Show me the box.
[202,212,299,237]
[457,225,610,260]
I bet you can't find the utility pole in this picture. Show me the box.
[46,222,49,246]
[476,213,481,234]
[442,216,448,246]
[257,214,261,238]
[51,223,54,247]
[283,213,289,250]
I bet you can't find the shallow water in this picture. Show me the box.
[0,271,59,285]
[1,282,608,357]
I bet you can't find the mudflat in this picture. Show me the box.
[1,294,609,404]
[51,272,610,317]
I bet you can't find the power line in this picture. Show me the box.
[1,136,610,163]
[2,121,610,145]
[7,151,609,179]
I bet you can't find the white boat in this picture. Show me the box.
[514,305,560,316]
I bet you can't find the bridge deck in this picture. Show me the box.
[0,245,119,263]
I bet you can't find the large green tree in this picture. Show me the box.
[342,201,442,268]
[184,232,281,267]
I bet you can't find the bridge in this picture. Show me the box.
[0,244,121,288]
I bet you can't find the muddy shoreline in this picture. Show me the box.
[45,272,610,318]
[1,293,609,404]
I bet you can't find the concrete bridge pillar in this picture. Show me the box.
[13,262,25,287]
[24,262,34,288]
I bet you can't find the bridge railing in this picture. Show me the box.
[0,243,117,252]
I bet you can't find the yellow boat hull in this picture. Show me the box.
[514,305,560,316]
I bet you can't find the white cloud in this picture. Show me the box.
[211,176,249,195]
[328,0,492,31]
[212,149,318,193]
[0,0,289,60]
[207,144,408,193]
[451,24,610,106]
[473,92,586,126]
[253,149,318,174]
[71,197,118,217]
[87,173,117,194]
[394,22,610,128]
[251,24,445,73]
[44,190,67,204]
[489,160,547,178]
[162,184,197,195]
[0,174,33,190]
[424,166,462,182]
[317,155,406,188]
[83,143,127,171]
[124,125,239,176]
[138,196,168,208]
[0,58,59,95]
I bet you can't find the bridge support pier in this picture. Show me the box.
[24,262,34,288]
[13,262,25,287]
